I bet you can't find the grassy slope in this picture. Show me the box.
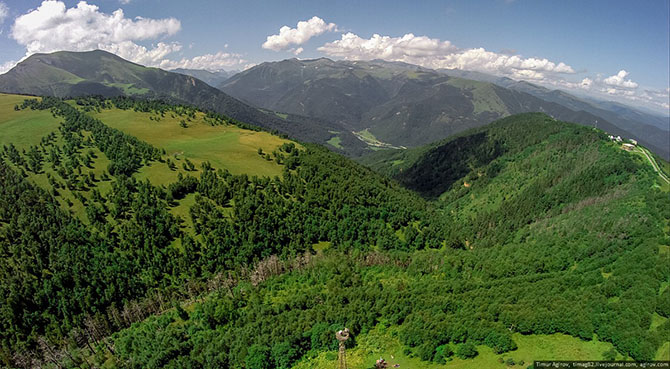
[0,95,149,220]
[0,94,92,220]
[0,94,100,220]
[445,78,509,116]
[0,94,61,149]
[327,136,343,149]
[654,154,670,178]
[90,107,291,180]
[0,94,295,223]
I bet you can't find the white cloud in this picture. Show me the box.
[0,2,8,24]
[119,0,131,4]
[574,70,665,111]
[0,59,18,74]
[10,0,180,66]
[292,47,304,55]
[1,1,250,73]
[263,16,336,52]
[318,32,575,78]
[158,51,247,71]
[319,32,457,60]
[544,74,668,113]
[104,41,181,67]
[603,70,638,89]
[510,69,544,80]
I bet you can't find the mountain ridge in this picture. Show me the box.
[440,68,669,147]
[221,57,669,159]
[0,50,369,155]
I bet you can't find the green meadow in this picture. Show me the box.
[90,107,294,179]
[327,135,343,149]
[0,94,296,223]
[0,94,61,149]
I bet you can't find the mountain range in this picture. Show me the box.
[0,50,368,155]
[222,58,669,159]
[0,50,667,159]
[440,68,670,129]
[441,68,670,137]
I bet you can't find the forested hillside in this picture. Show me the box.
[0,94,435,367]
[0,97,668,368]
[102,113,670,368]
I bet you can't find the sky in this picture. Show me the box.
[0,0,668,114]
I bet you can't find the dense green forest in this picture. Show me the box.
[0,96,435,367]
[0,97,668,368]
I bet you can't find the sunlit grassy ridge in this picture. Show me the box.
[0,94,61,149]
[90,107,292,179]
[0,94,295,223]
[0,94,106,220]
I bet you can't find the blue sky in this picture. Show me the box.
[0,0,668,114]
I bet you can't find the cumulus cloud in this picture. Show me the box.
[158,51,247,71]
[10,0,180,66]
[0,1,250,73]
[544,72,668,113]
[319,33,457,60]
[578,70,661,109]
[263,16,336,51]
[0,2,8,24]
[318,32,575,78]
[603,70,638,89]
[0,59,18,74]
[510,69,544,80]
